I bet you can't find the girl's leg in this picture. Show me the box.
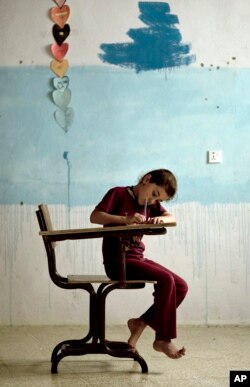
[126,258,188,357]
[127,317,147,348]
[140,260,188,338]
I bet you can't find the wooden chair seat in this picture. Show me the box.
[68,274,155,284]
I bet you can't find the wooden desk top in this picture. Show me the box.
[40,222,176,241]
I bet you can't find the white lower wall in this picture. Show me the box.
[1,203,249,326]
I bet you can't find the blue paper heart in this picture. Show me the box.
[52,89,71,110]
[54,107,74,132]
[53,76,69,91]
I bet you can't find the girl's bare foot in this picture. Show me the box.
[153,340,186,359]
[127,318,147,349]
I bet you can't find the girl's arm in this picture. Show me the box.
[148,211,176,224]
[90,209,126,225]
[90,208,146,226]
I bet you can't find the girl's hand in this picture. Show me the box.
[125,213,146,225]
[147,217,165,224]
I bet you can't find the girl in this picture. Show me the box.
[90,169,188,359]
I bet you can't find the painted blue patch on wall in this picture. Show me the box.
[99,2,196,72]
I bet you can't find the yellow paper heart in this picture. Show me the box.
[50,59,69,77]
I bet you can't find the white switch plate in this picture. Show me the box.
[207,150,223,163]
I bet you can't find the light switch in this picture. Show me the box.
[207,150,223,163]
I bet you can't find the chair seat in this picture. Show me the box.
[68,274,156,284]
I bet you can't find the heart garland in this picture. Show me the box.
[49,1,74,132]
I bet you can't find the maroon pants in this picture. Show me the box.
[125,257,188,340]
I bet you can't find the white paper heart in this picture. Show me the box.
[53,76,69,91]
[54,107,74,132]
[52,89,71,110]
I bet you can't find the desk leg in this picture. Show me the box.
[119,237,126,288]
[51,286,97,372]
[97,282,149,373]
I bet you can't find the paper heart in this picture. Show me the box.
[51,43,69,61]
[52,24,70,46]
[53,0,66,8]
[53,76,69,91]
[52,89,71,110]
[54,107,74,132]
[50,5,70,28]
[50,59,68,77]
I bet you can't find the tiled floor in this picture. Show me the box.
[0,325,249,386]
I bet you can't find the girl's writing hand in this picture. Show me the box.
[126,213,146,225]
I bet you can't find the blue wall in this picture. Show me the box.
[0,65,249,206]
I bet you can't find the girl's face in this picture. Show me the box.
[137,175,169,206]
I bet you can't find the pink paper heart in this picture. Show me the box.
[50,5,70,28]
[53,0,66,8]
[51,43,69,61]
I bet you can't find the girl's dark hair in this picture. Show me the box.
[140,169,177,200]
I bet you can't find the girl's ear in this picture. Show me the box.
[142,174,152,184]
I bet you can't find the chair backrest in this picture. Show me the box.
[36,204,67,287]
[38,204,54,232]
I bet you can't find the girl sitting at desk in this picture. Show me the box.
[90,169,188,359]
